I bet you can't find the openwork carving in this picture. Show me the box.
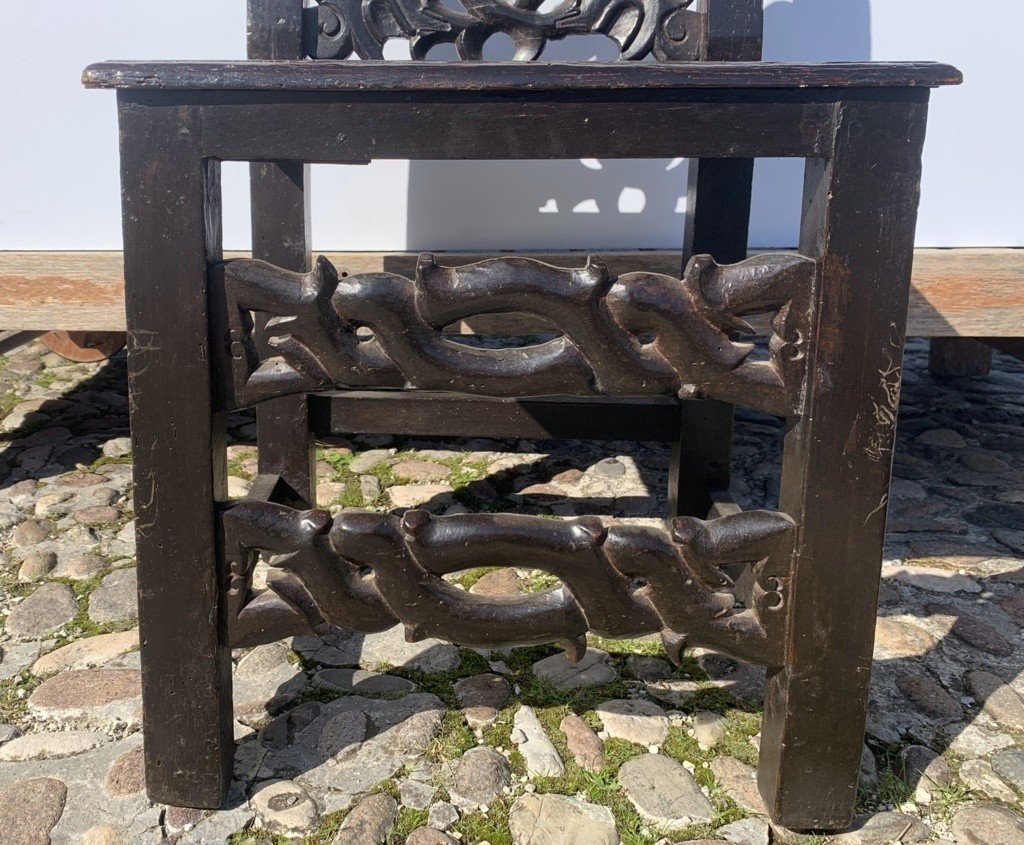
[212,252,815,417]
[222,492,795,667]
[304,0,703,61]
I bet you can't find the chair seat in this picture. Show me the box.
[83,60,961,93]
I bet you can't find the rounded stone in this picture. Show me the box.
[619,753,714,826]
[249,779,320,836]
[33,628,139,674]
[313,668,416,697]
[965,670,1024,729]
[354,625,461,674]
[624,655,672,682]
[916,428,966,449]
[104,743,146,797]
[958,760,1017,802]
[83,825,128,845]
[692,710,729,750]
[532,649,618,691]
[900,745,952,803]
[0,777,68,845]
[392,459,450,482]
[348,448,395,474]
[508,793,619,845]
[593,457,627,477]
[886,564,980,594]
[101,437,132,458]
[18,550,57,582]
[73,505,120,525]
[63,553,106,580]
[719,818,770,845]
[830,811,930,844]
[873,618,937,659]
[469,568,526,596]
[12,519,49,547]
[314,710,368,760]
[595,698,669,746]
[559,712,604,772]
[444,747,511,811]
[926,602,1013,657]
[0,730,108,762]
[990,748,1024,792]
[29,668,142,713]
[895,673,962,721]
[333,793,398,844]
[88,568,138,623]
[950,803,1024,845]
[455,672,512,709]
[4,582,77,638]
[406,829,458,845]
[709,756,768,816]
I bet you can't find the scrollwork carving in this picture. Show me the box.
[304,0,702,61]
[211,251,815,417]
[221,496,795,667]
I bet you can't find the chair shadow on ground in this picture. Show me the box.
[0,353,130,492]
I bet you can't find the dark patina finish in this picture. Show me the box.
[212,252,814,414]
[86,0,959,830]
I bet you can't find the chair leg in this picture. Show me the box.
[668,399,733,518]
[119,102,233,808]
[678,151,753,520]
[757,99,928,830]
[250,160,316,504]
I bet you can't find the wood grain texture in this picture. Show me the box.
[82,60,962,92]
[2,249,1020,336]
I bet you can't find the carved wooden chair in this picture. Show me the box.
[84,0,959,832]
[249,0,765,519]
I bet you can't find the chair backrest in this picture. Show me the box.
[248,0,763,64]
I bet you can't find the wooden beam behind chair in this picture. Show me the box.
[1,248,1022,337]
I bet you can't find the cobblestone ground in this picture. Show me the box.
[2,338,1024,845]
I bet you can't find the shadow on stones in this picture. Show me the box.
[1,354,130,492]
[11,337,1024,831]
[240,340,1024,825]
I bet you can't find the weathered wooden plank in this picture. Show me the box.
[82,60,962,92]
[2,249,1022,337]
[309,392,682,442]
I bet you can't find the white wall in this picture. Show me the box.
[1,1,1021,251]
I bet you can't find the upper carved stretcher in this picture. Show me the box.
[211,251,816,417]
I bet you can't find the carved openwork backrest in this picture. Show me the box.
[289,0,762,62]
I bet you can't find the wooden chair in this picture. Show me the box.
[84,0,958,832]
[248,0,765,519]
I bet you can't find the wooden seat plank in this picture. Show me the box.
[82,60,962,93]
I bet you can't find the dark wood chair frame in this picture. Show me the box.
[247,0,765,521]
[85,5,958,833]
